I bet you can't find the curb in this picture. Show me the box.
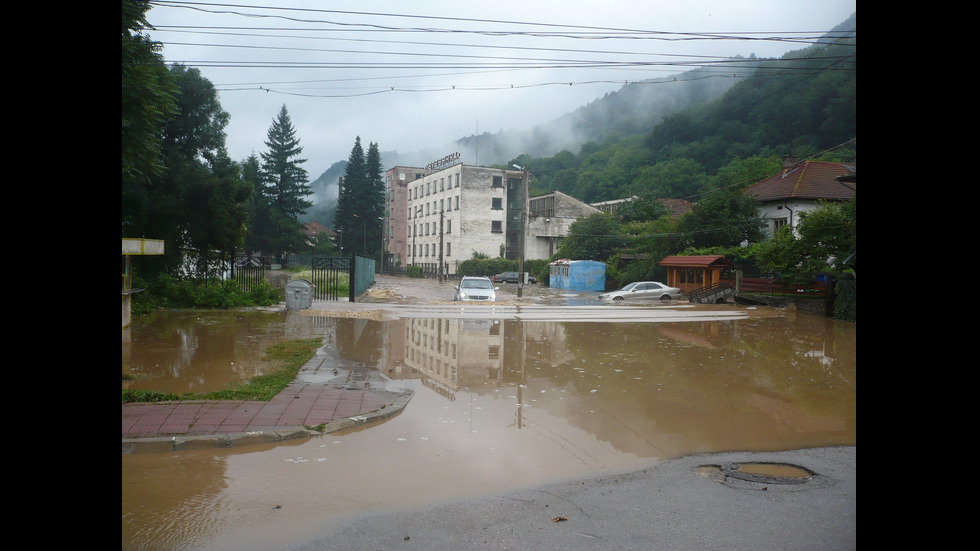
[121,390,413,454]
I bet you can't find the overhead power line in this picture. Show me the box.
[149,1,855,45]
[143,1,854,98]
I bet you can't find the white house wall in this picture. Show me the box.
[758,200,821,237]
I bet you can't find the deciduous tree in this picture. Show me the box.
[122,0,177,235]
[556,213,626,262]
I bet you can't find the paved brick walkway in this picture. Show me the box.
[122,351,412,447]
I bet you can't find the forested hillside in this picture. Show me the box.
[524,13,856,203]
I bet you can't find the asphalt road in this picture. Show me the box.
[298,446,856,550]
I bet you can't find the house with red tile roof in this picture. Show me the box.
[303,221,331,238]
[744,159,856,237]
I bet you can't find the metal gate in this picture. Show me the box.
[311,256,351,301]
[234,254,266,293]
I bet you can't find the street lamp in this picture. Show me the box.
[512,164,528,297]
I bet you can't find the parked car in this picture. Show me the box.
[493,271,537,284]
[454,276,499,302]
[598,281,683,302]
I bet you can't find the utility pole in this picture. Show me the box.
[439,209,444,283]
[515,165,528,297]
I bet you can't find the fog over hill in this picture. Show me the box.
[303,65,740,226]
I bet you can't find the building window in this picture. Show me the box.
[440,178,445,191]
[530,196,555,218]
[446,220,451,233]
[491,220,502,233]
[446,242,451,256]
[492,198,503,210]
[455,196,459,210]
[455,174,460,187]
[773,217,788,232]
[493,176,503,188]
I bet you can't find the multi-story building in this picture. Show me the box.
[528,190,600,259]
[405,164,525,275]
[388,163,600,277]
[384,166,425,270]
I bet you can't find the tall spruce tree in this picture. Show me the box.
[364,141,386,259]
[253,105,312,265]
[332,136,386,258]
[334,137,365,255]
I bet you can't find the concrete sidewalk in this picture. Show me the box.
[122,346,413,453]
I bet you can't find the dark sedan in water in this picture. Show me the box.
[493,271,536,284]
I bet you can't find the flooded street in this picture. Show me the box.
[122,283,855,551]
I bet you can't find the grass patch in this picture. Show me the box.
[289,269,350,296]
[121,338,323,403]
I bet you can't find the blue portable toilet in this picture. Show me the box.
[549,259,605,291]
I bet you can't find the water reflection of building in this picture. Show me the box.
[389,318,574,401]
[400,318,506,393]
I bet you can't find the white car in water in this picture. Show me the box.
[454,276,499,302]
[598,281,683,302]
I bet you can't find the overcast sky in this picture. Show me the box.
[145,1,856,180]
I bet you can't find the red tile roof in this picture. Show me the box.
[745,161,856,202]
[303,221,331,237]
[657,255,732,268]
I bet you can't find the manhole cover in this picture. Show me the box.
[696,462,827,490]
[721,462,813,484]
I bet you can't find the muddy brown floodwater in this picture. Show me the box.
[122,278,855,551]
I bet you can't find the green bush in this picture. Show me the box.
[131,274,281,314]
[456,257,516,277]
[406,266,424,278]
[833,271,856,321]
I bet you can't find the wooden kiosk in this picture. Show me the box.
[657,255,732,295]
